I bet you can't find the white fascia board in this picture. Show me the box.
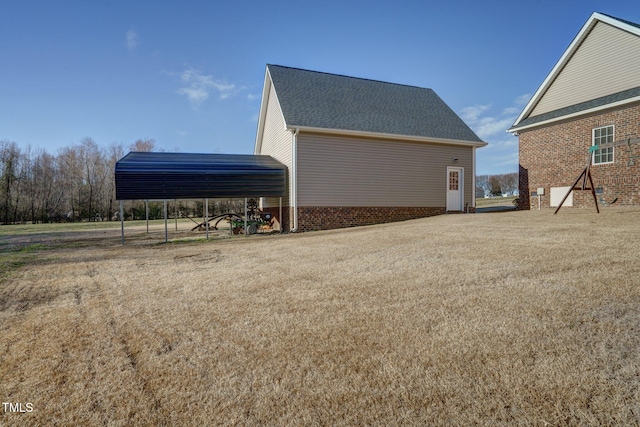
[510,95,640,133]
[512,12,602,128]
[263,66,288,133]
[596,12,640,37]
[288,125,488,147]
[254,66,290,154]
[254,67,271,154]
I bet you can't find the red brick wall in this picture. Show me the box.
[296,206,447,231]
[262,206,450,232]
[262,205,485,232]
[518,103,640,209]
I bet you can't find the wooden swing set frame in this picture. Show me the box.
[554,137,640,214]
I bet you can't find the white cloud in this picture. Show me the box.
[475,117,518,140]
[515,93,532,106]
[502,106,520,115]
[461,105,513,140]
[460,104,491,123]
[476,138,520,175]
[460,94,532,174]
[176,68,236,106]
[126,30,139,51]
[177,87,209,104]
[461,93,532,140]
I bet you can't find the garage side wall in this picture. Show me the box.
[297,132,473,207]
[295,132,473,230]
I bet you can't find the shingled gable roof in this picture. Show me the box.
[259,64,485,145]
[510,12,640,132]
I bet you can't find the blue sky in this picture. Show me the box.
[2,0,640,175]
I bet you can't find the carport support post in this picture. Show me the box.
[174,200,178,231]
[279,197,282,233]
[229,198,232,237]
[244,197,248,237]
[145,200,149,234]
[205,198,209,239]
[120,200,124,245]
[164,200,168,243]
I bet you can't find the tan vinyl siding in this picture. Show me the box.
[297,133,473,207]
[257,81,292,207]
[531,22,640,116]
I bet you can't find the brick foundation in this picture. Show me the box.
[264,206,449,232]
[518,103,640,209]
[297,206,449,231]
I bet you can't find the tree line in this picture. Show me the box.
[1,138,171,225]
[476,173,518,197]
[2,137,519,225]
[1,138,254,225]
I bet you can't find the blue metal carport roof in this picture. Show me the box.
[115,152,286,200]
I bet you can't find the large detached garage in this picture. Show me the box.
[115,151,286,242]
[255,64,487,232]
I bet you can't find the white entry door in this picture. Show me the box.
[446,167,464,211]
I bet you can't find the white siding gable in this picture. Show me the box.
[255,76,292,207]
[531,21,640,116]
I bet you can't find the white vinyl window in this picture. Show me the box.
[592,125,614,164]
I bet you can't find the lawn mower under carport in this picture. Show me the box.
[189,200,276,235]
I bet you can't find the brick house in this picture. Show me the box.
[509,12,640,209]
[254,65,487,231]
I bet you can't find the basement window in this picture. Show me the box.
[593,125,614,164]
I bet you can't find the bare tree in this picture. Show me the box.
[1,138,166,223]
[488,175,502,196]
[1,141,22,224]
[58,145,84,221]
[497,173,519,196]
[21,145,39,223]
[36,150,64,222]
[476,175,489,197]
[130,138,156,152]
[106,142,125,220]
[476,173,519,197]
[78,138,112,221]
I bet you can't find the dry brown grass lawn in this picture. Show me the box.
[1,208,640,426]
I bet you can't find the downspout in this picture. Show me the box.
[290,127,299,232]
[472,146,477,213]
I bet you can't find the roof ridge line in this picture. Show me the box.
[266,64,433,91]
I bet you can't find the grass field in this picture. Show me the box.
[1,208,640,425]
[475,195,518,208]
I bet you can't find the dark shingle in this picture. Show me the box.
[599,12,640,30]
[267,65,483,143]
[511,86,640,130]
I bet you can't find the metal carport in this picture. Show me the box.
[115,152,286,243]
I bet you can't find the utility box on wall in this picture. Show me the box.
[537,187,545,195]
[551,186,573,207]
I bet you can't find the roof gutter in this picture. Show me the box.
[286,125,487,147]
[509,94,640,133]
